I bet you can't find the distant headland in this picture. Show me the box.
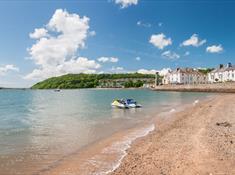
[31,73,156,89]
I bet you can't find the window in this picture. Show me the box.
[219,74,222,79]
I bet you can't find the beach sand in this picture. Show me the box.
[111,94,235,175]
[38,94,235,175]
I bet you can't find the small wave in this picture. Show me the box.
[169,108,176,113]
[88,124,155,175]
[193,99,199,105]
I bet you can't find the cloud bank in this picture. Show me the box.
[137,68,171,76]
[25,9,100,80]
[0,65,19,76]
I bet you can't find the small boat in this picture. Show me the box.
[125,99,142,108]
[111,99,129,109]
[54,89,61,92]
[111,99,142,109]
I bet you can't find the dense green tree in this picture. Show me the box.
[31,73,155,89]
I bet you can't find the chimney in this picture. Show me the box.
[219,64,224,69]
[227,62,232,68]
[176,67,180,71]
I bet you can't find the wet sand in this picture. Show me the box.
[112,94,235,175]
[37,123,155,175]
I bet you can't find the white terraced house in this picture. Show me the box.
[162,68,207,85]
[208,63,235,83]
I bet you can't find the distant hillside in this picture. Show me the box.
[31,73,156,89]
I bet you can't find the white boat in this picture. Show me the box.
[54,89,61,92]
[125,99,142,108]
[111,99,142,109]
[111,99,129,109]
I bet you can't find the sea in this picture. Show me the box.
[0,89,212,175]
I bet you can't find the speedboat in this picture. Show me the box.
[54,88,61,92]
[111,99,129,109]
[125,99,142,108]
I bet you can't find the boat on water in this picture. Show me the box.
[111,99,129,109]
[125,99,142,108]
[111,99,142,109]
[54,89,61,92]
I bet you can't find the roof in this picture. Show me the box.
[211,65,235,73]
[225,65,235,71]
[169,68,204,76]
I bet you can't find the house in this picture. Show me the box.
[208,63,235,83]
[99,78,155,88]
[162,68,207,85]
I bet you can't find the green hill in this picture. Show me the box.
[31,73,156,89]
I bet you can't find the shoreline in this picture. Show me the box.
[37,123,156,175]
[111,94,235,175]
[37,94,216,175]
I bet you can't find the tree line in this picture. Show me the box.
[31,73,156,89]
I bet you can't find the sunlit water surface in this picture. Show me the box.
[0,89,212,174]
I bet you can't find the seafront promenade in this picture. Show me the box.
[153,82,235,93]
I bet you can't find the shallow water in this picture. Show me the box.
[0,89,211,174]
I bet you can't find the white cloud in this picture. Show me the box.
[184,51,190,56]
[137,21,151,28]
[115,0,138,8]
[29,28,48,39]
[97,57,109,63]
[97,57,119,63]
[25,57,100,80]
[161,50,180,60]
[111,66,124,72]
[89,31,96,36]
[181,34,206,47]
[26,9,99,80]
[137,69,157,74]
[159,68,171,76]
[149,33,172,50]
[158,22,163,27]
[137,68,171,76]
[135,56,141,61]
[206,45,223,53]
[0,64,19,76]
[110,57,119,63]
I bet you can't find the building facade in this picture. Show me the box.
[162,68,207,85]
[208,63,235,83]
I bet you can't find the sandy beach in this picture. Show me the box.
[112,94,235,175]
[36,93,235,175]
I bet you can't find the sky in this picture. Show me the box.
[0,0,234,88]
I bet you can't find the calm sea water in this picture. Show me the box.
[0,89,211,174]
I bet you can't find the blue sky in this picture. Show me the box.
[0,0,234,87]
